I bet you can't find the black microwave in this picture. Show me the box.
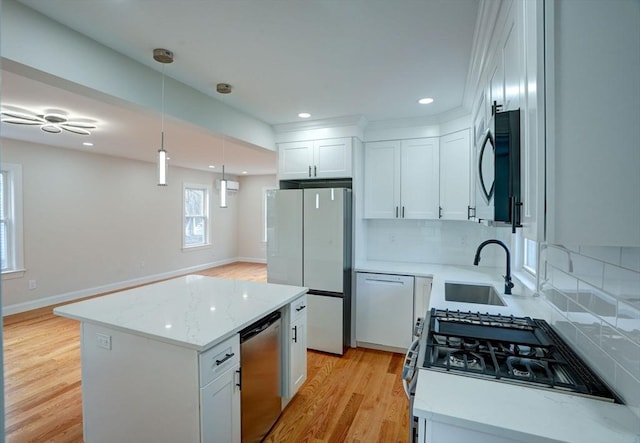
[476,108,522,232]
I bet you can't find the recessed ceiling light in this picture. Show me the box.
[83,142,93,147]
[242,171,248,175]
[208,165,216,169]
[298,112,311,119]
[418,97,434,105]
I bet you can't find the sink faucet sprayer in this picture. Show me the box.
[473,239,514,295]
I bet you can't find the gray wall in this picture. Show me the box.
[1,138,261,313]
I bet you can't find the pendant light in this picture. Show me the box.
[216,83,232,208]
[153,48,174,186]
[219,139,228,208]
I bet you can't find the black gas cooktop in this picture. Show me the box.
[422,309,621,403]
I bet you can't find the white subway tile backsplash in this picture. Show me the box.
[579,246,622,266]
[365,219,514,266]
[571,254,604,287]
[576,281,617,325]
[615,363,640,415]
[548,266,578,294]
[621,247,640,272]
[541,243,640,417]
[575,328,617,388]
[603,264,640,300]
[544,245,574,273]
[617,300,640,345]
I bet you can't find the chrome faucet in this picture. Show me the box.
[473,239,514,295]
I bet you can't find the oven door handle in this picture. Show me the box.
[402,337,421,399]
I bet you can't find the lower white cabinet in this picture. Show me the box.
[200,364,241,443]
[356,272,414,349]
[289,296,308,397]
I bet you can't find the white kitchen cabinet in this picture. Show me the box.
[278,137,352,180]
[439,130,471,220]
[413,276,432,324]
[200,364,241,443]
[287,295,307,399]
[544,0,640,246]
[80,322,241,443]
[355,272,414,350]
[363,138,439,219]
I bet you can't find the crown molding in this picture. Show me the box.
[272,115,367,134]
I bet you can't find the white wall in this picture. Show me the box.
[1,138,239,314]
[236,174,277,262]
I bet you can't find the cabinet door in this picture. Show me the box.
[278,141,314,180]
[314,138,352,178]
[488,56,504,114]
[290,314,307,396]
[356,273,414,349]
[503,17,520,112]
[440,130,471,220]
[401,138,439,219]
[200,365,241,443]
[364,140,401,218]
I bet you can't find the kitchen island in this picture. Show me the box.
[54,274,307,443]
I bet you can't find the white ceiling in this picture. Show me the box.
[1,0,480,176]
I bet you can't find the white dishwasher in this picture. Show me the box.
[356,272,414,349]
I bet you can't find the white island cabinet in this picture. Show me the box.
[54,275,307,443]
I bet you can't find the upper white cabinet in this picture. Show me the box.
[544,0,640,246]
[439,130,472,220]
[364,138,439,219]
[278,137,352,180]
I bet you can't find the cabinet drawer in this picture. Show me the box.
[199,335,240,387]
[290,295,308,323]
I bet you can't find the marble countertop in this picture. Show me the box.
[54,275,307,352]
[355,260,550,319]
[355,260,640,442]
[414,370,640,443]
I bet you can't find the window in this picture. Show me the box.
[183,183,211,248]
[523,238,537,275]
[1,163,25,275]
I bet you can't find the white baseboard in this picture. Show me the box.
[2,258,243,317]
[234,257,267,264]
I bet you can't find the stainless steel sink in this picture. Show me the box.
[444,282,506,306]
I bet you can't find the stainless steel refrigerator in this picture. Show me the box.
[266,187,352,355]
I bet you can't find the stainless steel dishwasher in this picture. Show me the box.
[239,310,282,443]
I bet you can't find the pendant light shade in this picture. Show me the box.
[220,165,228,208]
[154,48,173,186]
[158,134,167,186]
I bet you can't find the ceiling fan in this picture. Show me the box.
[1,106,97,135]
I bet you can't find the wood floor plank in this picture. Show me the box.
[3,262,408,442]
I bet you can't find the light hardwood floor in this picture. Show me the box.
[3,262,409,442]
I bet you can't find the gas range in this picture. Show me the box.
[420,309,621,403]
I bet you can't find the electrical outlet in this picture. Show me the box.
[96,333,111,350]
[28,280,37,290]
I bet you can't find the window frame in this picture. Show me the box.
[1,163,25,277]
[262,187,277,243]
[182,182,212,250]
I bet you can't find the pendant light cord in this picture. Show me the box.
[161,64,166,148]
